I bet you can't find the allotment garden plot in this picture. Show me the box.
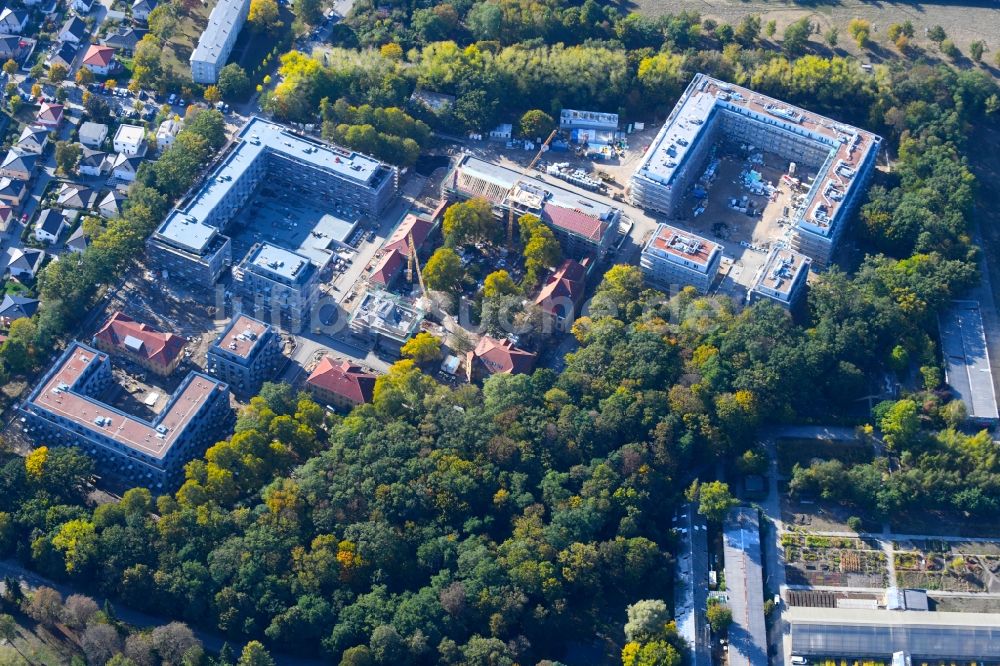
[783,530,888,588]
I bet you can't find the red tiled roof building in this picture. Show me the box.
[92,311,185,376]
[534,258,589,332]
[466,336,536,382]
[306,357,377,410]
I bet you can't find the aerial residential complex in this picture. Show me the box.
[748,247,811,308]
[640,223,722,294]
[190,0,250,84]
[20,342,231,489]
[206,314,283,397]
[147,117,398,327]
[630,74,881,266]
[444,155,622,258]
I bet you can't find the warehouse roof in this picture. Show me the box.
[789,606,1000,659]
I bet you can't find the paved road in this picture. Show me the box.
[0,559,323,666]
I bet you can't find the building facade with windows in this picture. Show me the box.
[640,223,721,294]
[147,117,398,288]
[206,314,283,397]
[20,342,231,489]
[189,0,250,83]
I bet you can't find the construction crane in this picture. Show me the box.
[406,230,427,300]
[507,129,558,249]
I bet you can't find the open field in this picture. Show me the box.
[632,0,1000,59]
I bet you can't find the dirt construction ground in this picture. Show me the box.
[633,0,1000,58]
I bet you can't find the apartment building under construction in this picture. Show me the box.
[630,74,881,266]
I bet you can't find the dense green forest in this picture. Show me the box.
[2,0,1000,663]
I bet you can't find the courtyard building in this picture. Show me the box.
[629,74,881,266]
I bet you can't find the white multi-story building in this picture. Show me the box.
[749,247,811,308]
[113,123,146,156]
[629,74,881,266]
[639,223,721,294]
[189,0,250,84]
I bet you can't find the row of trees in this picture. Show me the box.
[320,97,431,166]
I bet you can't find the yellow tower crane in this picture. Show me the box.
[406,230,428,300]
[507,129,558,249]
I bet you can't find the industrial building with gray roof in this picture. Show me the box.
[788,606,1000,661]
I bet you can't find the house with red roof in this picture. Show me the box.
[92,311,186,376]
[534,258,590,332]
[306,357,377,410]
[466,335,536,383]
[34,102,64,129]
[82,45,116,75]
[370,213,438,289]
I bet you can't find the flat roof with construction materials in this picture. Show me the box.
[723,507,767,666]
[750,247,810,303]
[644,223,721,273]
[214,314,270,360]
[246,243,314,283]
[938,300,999,422]
[349,289,425,344]
[788,606,1000,659]
[446,155,622,245]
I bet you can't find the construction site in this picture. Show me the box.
[630,73,882,270]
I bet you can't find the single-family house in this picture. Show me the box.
[81,44,115,75]
[0,204,13,232]
[132,0,157,21]
[98,189,125,217]
[0,8,28,34]
[58,15,88,43]
[113,124,146,156]
[0,34,35,62]
[65,224,90,253]
[0,294,39,326]
[0,177,26,206]
[15,125,49,154]
[77,147,109,177]
[72,0,95,14]
[101,26,146,54]
[56,183,94,209]
[34,208,69,243]
[34,102,64,129]
[93,311,186,376]
[7,247,45,279]
[155,117,181,150]
[78,122,108,148]
[0,148,37,180]
[111,152,142,182]
[47,41,77,71]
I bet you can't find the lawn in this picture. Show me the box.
[160,0,217,82]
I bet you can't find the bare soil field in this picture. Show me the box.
[632,0,1000,59]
